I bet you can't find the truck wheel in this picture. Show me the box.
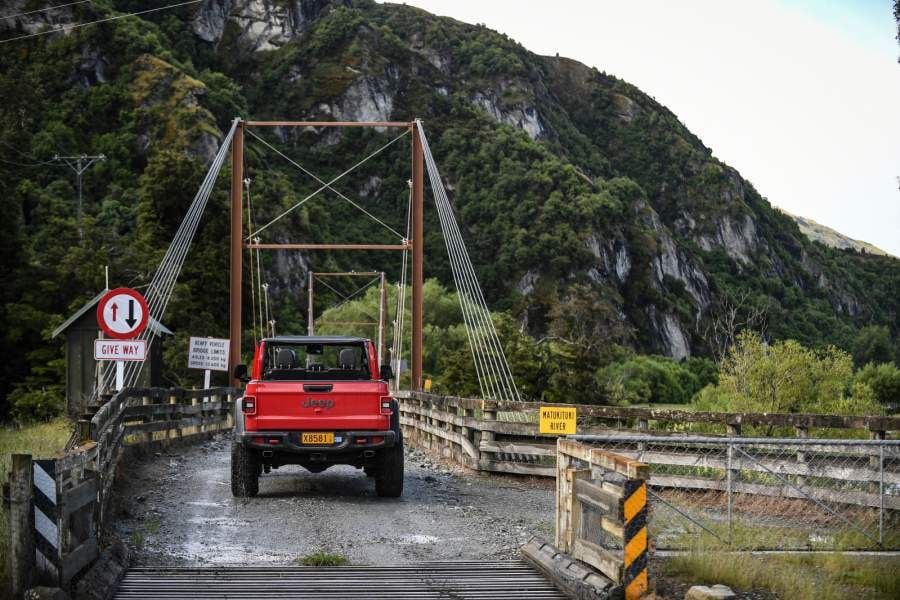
[375,435,404,498]
[231,441,259,498]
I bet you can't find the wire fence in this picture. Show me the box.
[569,435,900,551]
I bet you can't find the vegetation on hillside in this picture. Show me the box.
[319,282,889,414]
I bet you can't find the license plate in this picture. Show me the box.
[301,432,334,445]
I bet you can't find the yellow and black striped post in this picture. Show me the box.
[622,478,648,599]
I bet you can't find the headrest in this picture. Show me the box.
[338,348,358,369]
[275,348,296,369]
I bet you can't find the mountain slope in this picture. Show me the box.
[782,210,891,256]
[0,0,897,410]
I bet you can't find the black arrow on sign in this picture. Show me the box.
[125,299,137,328]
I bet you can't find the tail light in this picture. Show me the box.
[380,396,393,415]
[242,396,256,414]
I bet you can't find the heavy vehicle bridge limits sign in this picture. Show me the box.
[96,287,149,339]
[188,337,230,372]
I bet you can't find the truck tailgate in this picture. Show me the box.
[248,381,389,431]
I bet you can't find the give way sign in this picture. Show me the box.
[96,287,149,340]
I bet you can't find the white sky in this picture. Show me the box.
[392,0,900,256]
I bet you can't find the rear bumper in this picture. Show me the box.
[237,430,397,454]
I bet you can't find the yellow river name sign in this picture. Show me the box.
[539,406,577,434]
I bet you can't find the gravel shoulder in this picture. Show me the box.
[110,434,555,566]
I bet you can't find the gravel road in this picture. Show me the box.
[111,434,555,566]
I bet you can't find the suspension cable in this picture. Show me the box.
[99,119,238,394]
[416,121,521,401]
[245,178,258,347]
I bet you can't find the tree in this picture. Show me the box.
[695,331,881,415]
[702,291,768,362]
[856,362,900,407]
[596,355,704,406]
[851,325,895,368]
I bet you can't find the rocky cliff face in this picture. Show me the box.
[193,0,338,51]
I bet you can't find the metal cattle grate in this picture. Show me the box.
[113,562,568,599]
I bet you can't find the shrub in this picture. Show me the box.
[8,387,65,423]
[596,355,702,406]
[855,362,900,407]
[692,332,881,415]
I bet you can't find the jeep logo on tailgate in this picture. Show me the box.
[303,398,335,409]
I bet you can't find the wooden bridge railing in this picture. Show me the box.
[6,387,238,596]
[395,391,899,479]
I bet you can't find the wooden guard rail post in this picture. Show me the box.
[556,438,650,600]
[8,454,35,597]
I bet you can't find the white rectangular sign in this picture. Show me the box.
[94,339,146,361]
[188,336,230,372]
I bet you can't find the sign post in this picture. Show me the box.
[96,288,149,391]
[188,337,230,398]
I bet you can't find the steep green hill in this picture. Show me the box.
[0,0,897,412]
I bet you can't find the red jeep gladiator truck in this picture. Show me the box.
[231,336,403,498]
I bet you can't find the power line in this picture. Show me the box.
[0,141,62,166]
[1,1,93,20]
[0,0,202,44]
[0,155,61,168]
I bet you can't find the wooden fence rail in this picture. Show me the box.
[395,391,900,504]
[5,386,238,596]
[396,391,899,476]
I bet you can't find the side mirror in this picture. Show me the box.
[233,364,250,383]
[379,365,394,381]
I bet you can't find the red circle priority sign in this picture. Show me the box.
[96,288,149,340]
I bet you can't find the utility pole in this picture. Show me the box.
[53,153,106,239]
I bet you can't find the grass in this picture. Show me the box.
[0,418,72,594]
[663,549,900,600]
[296,551,349,566]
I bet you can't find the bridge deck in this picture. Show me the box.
[114,561,566,599]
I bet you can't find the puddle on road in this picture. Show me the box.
[188,516,237,525]
[400,534,440,544]
[186,501,224,508]
[181,541,288,563]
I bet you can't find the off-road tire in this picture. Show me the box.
[375,433,404,497]
[231,441,259,497]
